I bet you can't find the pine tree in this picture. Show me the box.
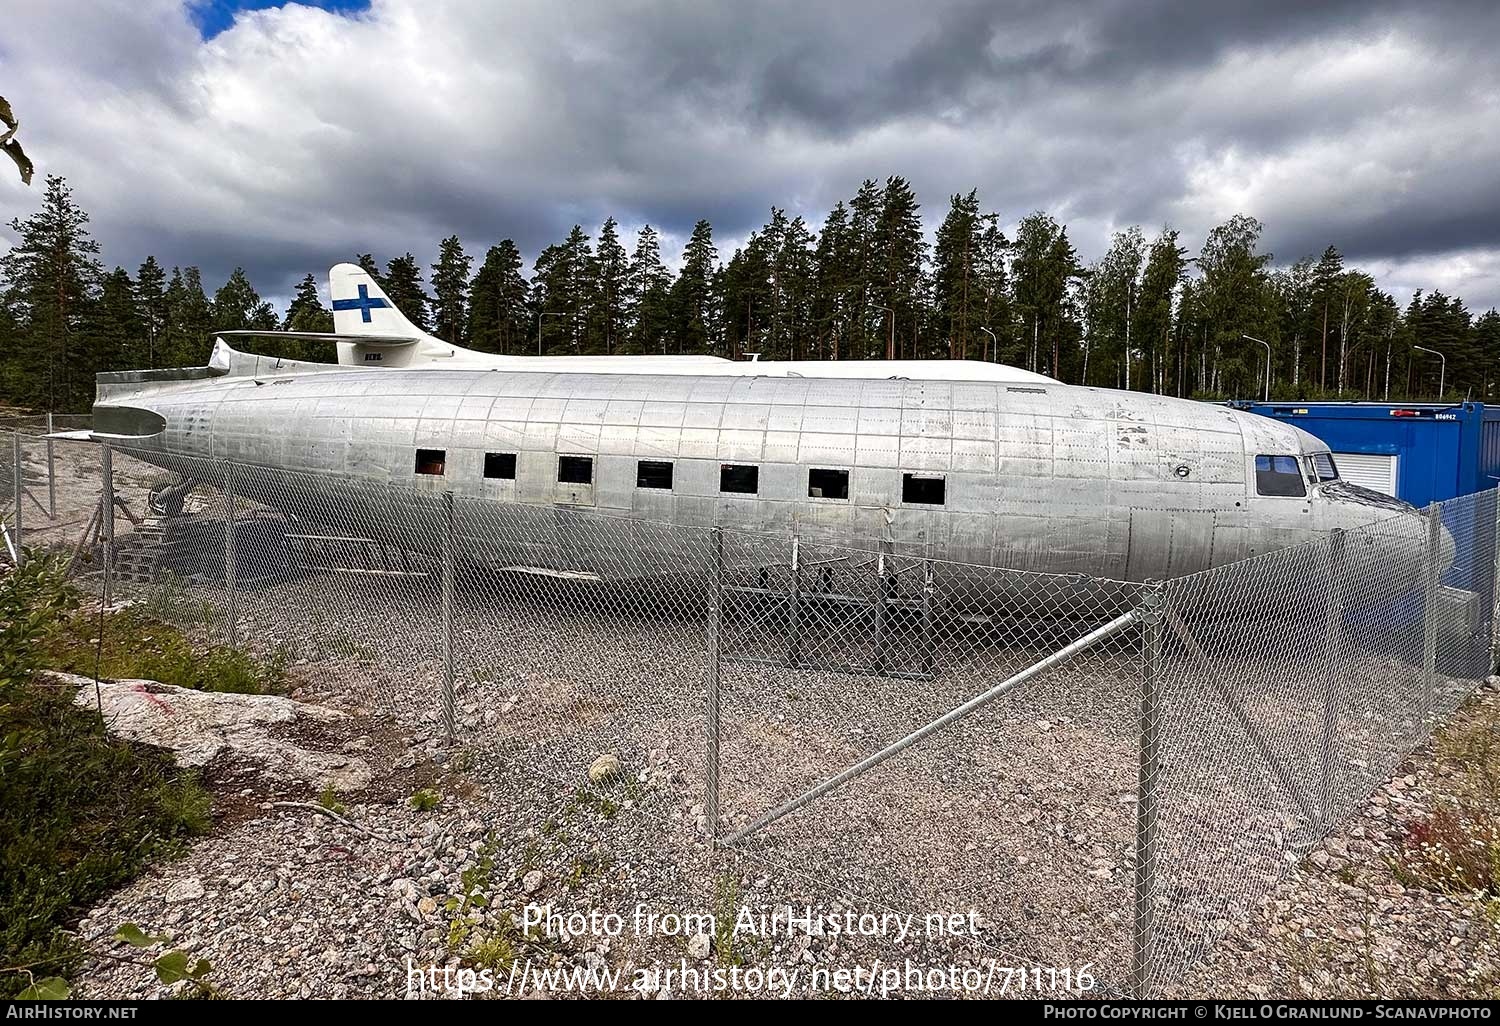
[284,273,334,333]
[531,226,595,354]
[764,211,813,360]
[933,191,984,360]
[871,176,927,359]
[162,267,213,367]
[974,213,1010,362]
[84,267,141,375]
[722,233,772,359]
[1133,229,1188,394]
[466,240,530,354]
[356,253,387,289]
[212,268,277,333]
[846,180,884,359]
[673,220,720,355]
[383,253,431,330]
[430,235,472,345]
[1011,212,1081,377]
[1312,245,1344,392]
[593,218,628,354]
[625,225,673,355]
[136,256,167,368]
[0,174,103,409]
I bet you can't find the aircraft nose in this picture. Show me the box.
[1323,488,1452,578]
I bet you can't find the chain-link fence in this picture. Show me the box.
[5,425,1497,998]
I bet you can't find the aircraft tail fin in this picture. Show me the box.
[329,262,426,339]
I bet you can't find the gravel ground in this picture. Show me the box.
[1173,679,1500,999]
[19,432,1499,999]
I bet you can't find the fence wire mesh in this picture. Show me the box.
[5,426,1498,998]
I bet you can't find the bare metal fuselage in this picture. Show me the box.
[91,347,1433,589]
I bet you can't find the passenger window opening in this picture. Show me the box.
[1255,454,1306,498]
[720,464,759,495]
[1310,452,1339,483]
[808,467,849,500]
[636,460,674,490]
[483,452,516,480]
[558,455,593,485]
[902,473,946,505]
[415,448,446,476]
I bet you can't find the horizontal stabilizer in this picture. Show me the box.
[214,329,419,348]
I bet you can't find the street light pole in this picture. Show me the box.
[537,311,566,356]
[980,327,996,363]
[1241,334,1272,402]
[1413,345,1446,398]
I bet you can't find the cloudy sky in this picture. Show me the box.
[3,0,1498,311]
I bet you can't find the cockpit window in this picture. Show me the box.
[1255,455,1307,497]
[1310,452,1339,483]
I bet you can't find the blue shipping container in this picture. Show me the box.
[1231,401,1500,508]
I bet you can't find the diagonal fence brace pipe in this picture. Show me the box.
[722,606,1144,845]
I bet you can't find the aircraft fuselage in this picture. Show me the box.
[94,353,1430,584]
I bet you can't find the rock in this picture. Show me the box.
[522,870,545,894]
[588,754,622,785]
[417,896,438,917]
[59,673,371,791]
[165,877,205,903]
[686,932,712,960]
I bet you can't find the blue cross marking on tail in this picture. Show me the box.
[332,283,390,323]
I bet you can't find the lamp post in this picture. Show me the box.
[1241,334,1272,402]
[1413,345,1446,398]
[537,310,566,356]
[980,327,996,363]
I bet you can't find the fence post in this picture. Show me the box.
[440,490,457,745]
[1421,502,1442,719]
[1130,581,1165,1000]
[872,548,888,673]
[10,431,21,568]
[919,559,935,676]
[222,459,238,648]
[1489,489,1500,677]
[101,441,115,607]
[705,526,724,846]
[788,535,802,666]
[46,412,56,519]
[1319,529,1346,829]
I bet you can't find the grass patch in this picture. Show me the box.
[1392,804,1500,896]
[409,788,442,812]
[40,603,284,695]
[2,556,214,997]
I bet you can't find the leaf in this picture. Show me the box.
[17,976,72,1000]
[115,923,168,948]
[153,950,190,984]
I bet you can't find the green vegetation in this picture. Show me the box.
[1,557,214,997]
[409,787,442,812]
[1392,706,1500,898]
[317,783,346,817]
[5,173,1498,412]
[40,601,284,695]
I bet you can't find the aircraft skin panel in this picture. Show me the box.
[94,357,1437,583]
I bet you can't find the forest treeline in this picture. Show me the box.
[3,174,1497,411]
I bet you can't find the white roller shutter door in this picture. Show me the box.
[1334,452,1398,496]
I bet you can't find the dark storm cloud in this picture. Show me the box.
[0,0,1497,310]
